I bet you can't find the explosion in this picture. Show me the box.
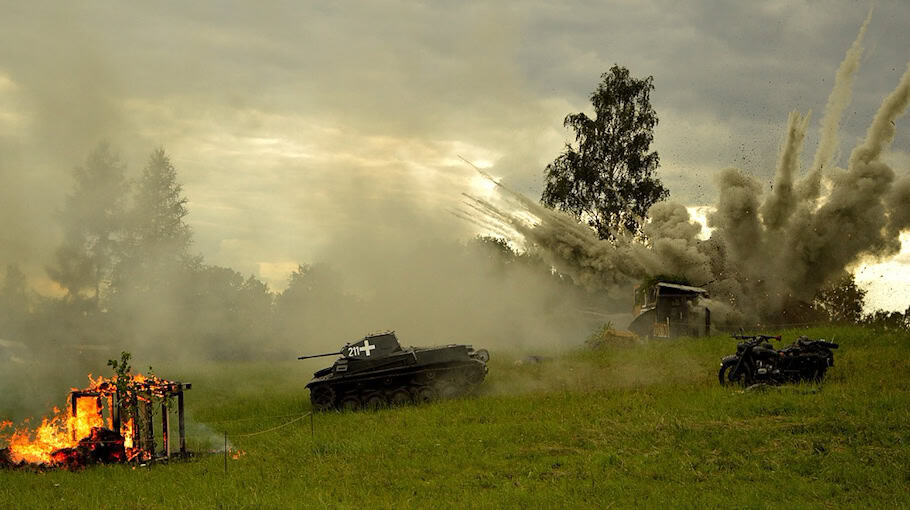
[465,14,910,325]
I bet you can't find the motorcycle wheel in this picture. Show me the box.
[718,360,751,387]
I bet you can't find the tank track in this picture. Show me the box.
[308,363,486,411]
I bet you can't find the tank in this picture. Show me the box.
[298,331,489,411]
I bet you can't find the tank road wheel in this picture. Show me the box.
[436,381,461,399]
[363,392,388,411]
[415,385,439,404]
[340,394,362,412]
[450,370,469,386]
[310,385,336,411]
[387,387,412,406]
[471,349,490,363]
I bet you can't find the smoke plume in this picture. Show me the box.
[467,18,910,325]
[798,6,873,202]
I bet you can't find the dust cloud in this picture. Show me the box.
[0,8,608,421]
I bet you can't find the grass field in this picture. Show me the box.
[2,325,909,509]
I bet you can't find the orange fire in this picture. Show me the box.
[1,373,164,466]
[122,418,135,450]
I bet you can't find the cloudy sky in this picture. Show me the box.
[1,1,908,309]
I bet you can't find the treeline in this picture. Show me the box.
[0,143,906,366]
[774,273,910,331]
[0,145,589,361]
[0,144,278,359]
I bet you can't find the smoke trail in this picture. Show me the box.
[886,176,910,237]
[781,62,910,298]
[798,6,873,201]
[761,111,811,231]
[463,188,646,295]
[850,64,910,167]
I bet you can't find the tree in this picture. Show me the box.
[0,264,29,340]
[47,142,128,304]
[812,273,866,324]
[863,307,909,332]
[274,264,360,346]
[180,265,274,359]
[468,235,551,272]
[108,148,200,350]
[112,148,193,298]
[469,236,520,266]
[1,264,28,312]
[541,65,668,240]
[125,148,191,262]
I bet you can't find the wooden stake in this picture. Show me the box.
[144,389,154,454]
[112,389,121,435]
[161,399,170,459]
[178,388,186,455]
[70,393,78,441]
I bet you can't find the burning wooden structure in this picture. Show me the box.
[70,379,191,459]
[1,373,191,469]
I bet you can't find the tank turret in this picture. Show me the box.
[298,332,404,361]
[298,331,489,411]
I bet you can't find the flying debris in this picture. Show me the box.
[461,14,910,326]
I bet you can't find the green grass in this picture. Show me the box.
[2,325,909,509]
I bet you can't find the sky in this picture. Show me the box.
[1,0,909,310]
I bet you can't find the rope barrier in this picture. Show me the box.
[221,411,315,473]
[201,411,314,424]
[227,412,311,438]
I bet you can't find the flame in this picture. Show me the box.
[0,372,168,466]
[72,398,104,441]
[4,399,109,464]
[122,419,135,449]
[6,407,72,465]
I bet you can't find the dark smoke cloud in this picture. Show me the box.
[468,19,910,324]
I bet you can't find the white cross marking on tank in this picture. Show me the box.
[361,340,375,356]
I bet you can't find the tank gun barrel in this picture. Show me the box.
[297,350,343,360]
